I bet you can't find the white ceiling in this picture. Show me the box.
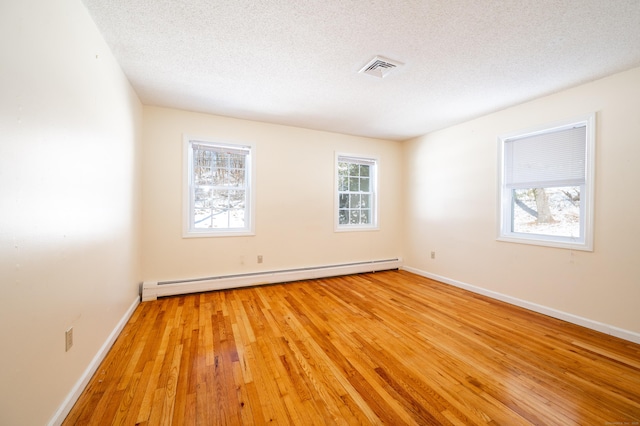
[81,0,640,141]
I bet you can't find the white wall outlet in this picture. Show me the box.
[65,327,73,352]
[257,255,263,264]
[430,251,436,259]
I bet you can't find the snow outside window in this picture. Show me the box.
[498,114,595,251]
[184,137,254,237]
[336,154,378,231]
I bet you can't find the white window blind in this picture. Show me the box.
[504,125,586,189]
[191,142,250,156]
[338,155,376,167]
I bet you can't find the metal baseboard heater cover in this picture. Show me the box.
[141,258,402,302]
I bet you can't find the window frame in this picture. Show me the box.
[183,135,256,238]
[497,113,596,251]
[335,152,379,232]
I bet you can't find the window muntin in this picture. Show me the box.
[185,138,254,237]
[498,114,595,250]
[336,155,378,230]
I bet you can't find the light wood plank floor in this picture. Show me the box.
[64,270,640,425]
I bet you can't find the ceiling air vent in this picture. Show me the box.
[359,56,403,78]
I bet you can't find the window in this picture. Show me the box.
[184,137,254,237]
[336,154,378,231]
[498,114,595,250]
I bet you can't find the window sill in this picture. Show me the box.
[497,235,592,251]
[334,226,379,233]
[183,230,256,238]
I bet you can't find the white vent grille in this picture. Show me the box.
[359,56,403,78]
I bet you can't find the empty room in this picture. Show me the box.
[1,0,639,425]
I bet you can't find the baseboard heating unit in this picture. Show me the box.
[141,258,402,302]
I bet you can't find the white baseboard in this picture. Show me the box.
[48,296,140,426]
[402,266,640,345]
[142,258,402,301]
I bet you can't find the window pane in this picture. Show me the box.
[194,211,213,228]
[512,186,581,237]
[227,166,245,186]
[349,177,359,191]
[194,199,210,210]
[338,162,348,176]
[227,152,245,165]
[339,194,349,208]
[195,152,214,184]
[360,209,370,224]
[349,210,360,224]
[195,166,212,186]
[195,187,211,203]
[339,210,349,224]
[338,176,348,191]
[228,190,245,210]
[361,194,370,208]
[211,168,228,186]
[359,165,370,177]
[360,177,369,192]
[201,154,245,187]
[349,163,360,176]
[209,210,229,229]
[195,201,229,228]
[211,189,230,209]
[350,194,361,208]
[228,208,245,228]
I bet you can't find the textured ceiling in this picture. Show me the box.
[81,0,640,141]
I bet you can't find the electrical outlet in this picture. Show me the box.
[430,251,436,259]
[257,255,263,264]
[65,327,73,352]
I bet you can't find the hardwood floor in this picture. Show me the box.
[63,270,640,425]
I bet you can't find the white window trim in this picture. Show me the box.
[334,152,379,232]
[183,135,256,238]
[497,113,596,251]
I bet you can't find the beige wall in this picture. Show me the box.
[142,106,403,281]
[0,0,142,424]
[403,66,640,335]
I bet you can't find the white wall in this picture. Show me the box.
[0,0,142,424]
[403,66,640,336]
[142,106,403,281]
